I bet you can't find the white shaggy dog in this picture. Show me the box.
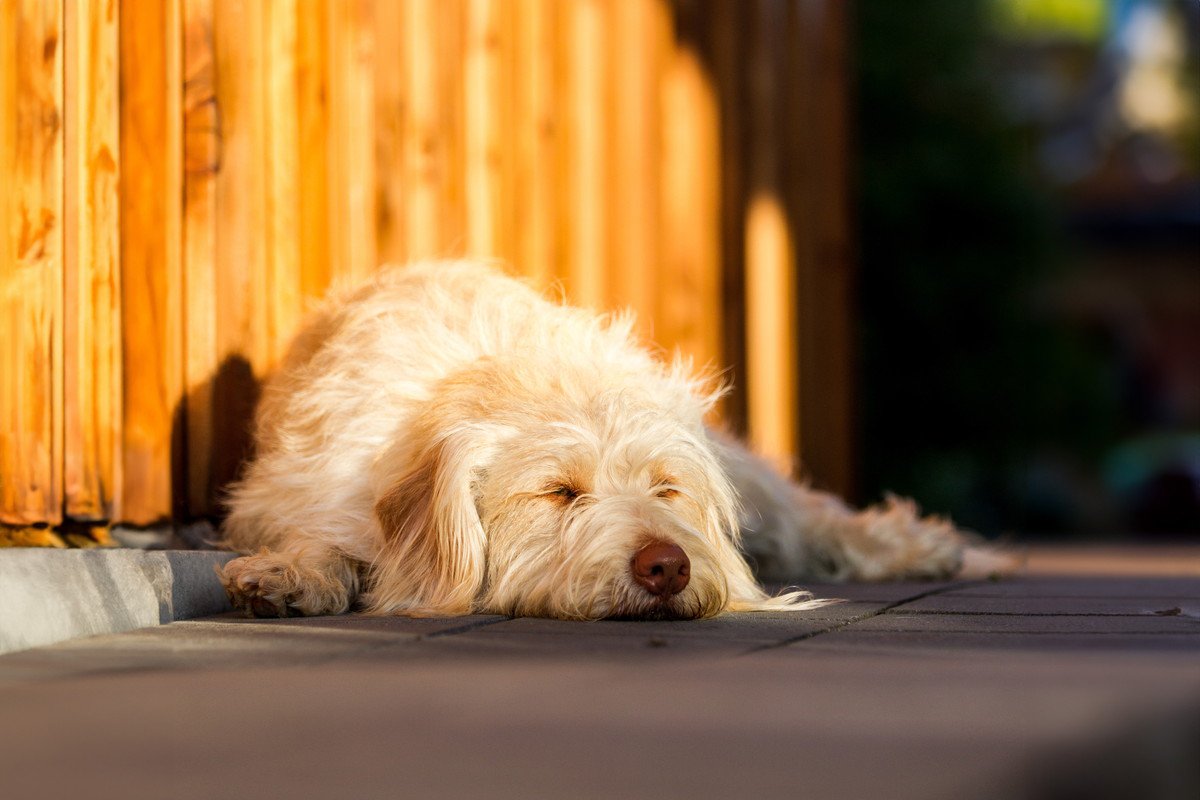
[220,261,966,620]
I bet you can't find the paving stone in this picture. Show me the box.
[0,614,513,687]
[900,593,1200,617]
[347,604,893,661]
[857,610,1200,634]
[947,577,1200,599]
[808,629,1200,653]
[205,610,507,637]
[760,634,1200,671]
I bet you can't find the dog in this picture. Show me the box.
[220,261,969,620]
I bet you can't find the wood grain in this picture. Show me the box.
[562,0,610,309]
[119,0,183,524]
[659,13,722,384]
[263,0,303,365]
[373,0,406,266]
[296,0,332,299]
[463,0,513,263]
[402,0,447,260]
[64,0,120,521]
[609,0,667,341]
[326,0,376,283]
[182,0,218,516]
[511,0,562,288]
[0,0,64,525]
[742,0,797,471]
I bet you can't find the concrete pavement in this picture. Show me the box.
[0,552,1197,799]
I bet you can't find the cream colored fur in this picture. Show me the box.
[220,261,967,620]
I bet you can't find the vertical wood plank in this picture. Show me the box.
[512,0,562,288]
[212,0,268,376]
[609,0,667,339]
[702,0,750,434]
[437,0,466,257]
[463,0,512,262]
[205,0,269,504]
[743,0,796,470]
[659,10,723,380]
[119,0,183,523]
[64,0,120,521]
[296,0,332,299]
[326,0,376,283]
[182,0,218,516]
[562,0,610,309]
[402,0,441,260]
[786,0,854,495]
[373,0,406,266]
[263,0,303,364]
[402,0,466,261]
[0,0,64,525]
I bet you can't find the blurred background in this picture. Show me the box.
[856,0,1200,541]
[1,0,1196,545]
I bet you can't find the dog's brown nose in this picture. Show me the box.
[631,541,690,598]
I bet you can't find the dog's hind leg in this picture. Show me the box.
[767,487,966,582]
[713,431,968,583]
[219,545,361,617]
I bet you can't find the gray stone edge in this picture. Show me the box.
[0,549,237,655]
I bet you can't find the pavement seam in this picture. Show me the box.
[740,580,983,655]
[843,628,1200,636]
[887,610,1192,618]
[302,615,516,665]
[415,616,512,640]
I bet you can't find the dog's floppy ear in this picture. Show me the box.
[367,418,500,616]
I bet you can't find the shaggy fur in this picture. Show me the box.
[220,261,967,620]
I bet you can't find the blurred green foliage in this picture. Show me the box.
[854,0,1120,534]
[994,0,1110,39]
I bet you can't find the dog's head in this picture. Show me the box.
[365,350,766,620]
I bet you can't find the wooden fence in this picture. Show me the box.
[0,0,852,533]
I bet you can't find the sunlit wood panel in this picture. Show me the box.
[182,0,218,516]
[119,0,183,523]
[464,0,513,263]
[660,45,723,380]
[64,0,120,521]
[562,0,610,309]
[511,0,562,289]
[609,0,668,341]
[373,0,406,266]
[743,0,797,471]
[0,0,63,525]
[326,0,376,283]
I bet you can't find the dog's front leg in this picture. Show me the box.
[220,545,362,617]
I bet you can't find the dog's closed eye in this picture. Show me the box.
[543,483,581,503]
[654,477,680,500]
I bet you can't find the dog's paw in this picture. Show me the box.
[219,550,351,617]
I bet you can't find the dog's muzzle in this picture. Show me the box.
[631,540,690,599]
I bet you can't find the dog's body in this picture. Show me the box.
[221,262,965,620]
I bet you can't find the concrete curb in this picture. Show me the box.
[0,549,237,655]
